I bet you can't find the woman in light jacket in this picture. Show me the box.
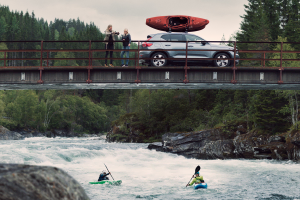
[104,24,119,67]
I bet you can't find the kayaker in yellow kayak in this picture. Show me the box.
[98,171,111,181]
[186,171,205,187]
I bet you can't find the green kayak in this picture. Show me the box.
[89,180,122,185]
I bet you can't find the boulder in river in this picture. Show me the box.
[0,126,24,140]
[159,129,236,159]
[148,142,163,151]
[0,164,90,200]
[149,127,300,161]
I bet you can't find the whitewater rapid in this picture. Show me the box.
[0,137,299,200]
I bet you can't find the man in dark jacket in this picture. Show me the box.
[98,171,111,181]
[120,28,131,67]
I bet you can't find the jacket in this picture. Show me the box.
[122,34,131,46]
[104,30,118,46]
[98,173,109,181]
[189,176,204,186]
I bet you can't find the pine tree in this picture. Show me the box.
[263,0,280,40]
[269,36,299,67]
[238,1,272,66]
[283,0,300,50]
[0,16,7,40]
[10,15,20,41]
[220,34,226,45]
[236,0,261,44]
[253,90,289,134]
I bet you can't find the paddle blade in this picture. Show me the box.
[195,165,201,174]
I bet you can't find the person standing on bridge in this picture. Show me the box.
[120,28,131,67]
[104,24,119,67]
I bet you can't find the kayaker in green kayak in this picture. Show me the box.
[186,171,205,187]
[98,171,111,181]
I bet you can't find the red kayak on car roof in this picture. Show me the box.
[146,15,209,32]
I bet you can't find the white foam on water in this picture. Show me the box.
[0,138,299,200]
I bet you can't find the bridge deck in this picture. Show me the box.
[0,66,299,90]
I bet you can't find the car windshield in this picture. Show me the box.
[185,35,205,43]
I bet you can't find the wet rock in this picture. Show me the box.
[233,133,269,159]
[0,164,90,200]
[237,125,247,134]
[0,126,24,140]
[268,135,286,143]
[162,129,232,148]
[254,142,288,160]
[18,130,45,138]
[198,139,235,159]
[148,142,163,151]
[54,129,68,137]
[46,131,56,138]
[290,132,300,147]
[292,141,300,146]
[154,127,300,161]
[253,146,272,159]
[159,129,236,159]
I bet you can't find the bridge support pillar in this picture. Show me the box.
[37,67,44,84]
[231,67,237,84]
[86,66,93,84]
[183,66,190,83]
[278,67,284,84]
[135,67,141,83]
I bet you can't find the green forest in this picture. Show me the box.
[0,1,300,141]
[0,5,138,67]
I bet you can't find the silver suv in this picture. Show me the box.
[139,32,239,67]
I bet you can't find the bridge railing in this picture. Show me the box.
[0,40,299,84]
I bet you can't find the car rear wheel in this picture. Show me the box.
[213,53,231,67]
[151,52,168,67]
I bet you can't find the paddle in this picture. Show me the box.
[186,165,200,187]
[104,163,115,181]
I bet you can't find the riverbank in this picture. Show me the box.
[0,126,105,140]
[147,126,300,161]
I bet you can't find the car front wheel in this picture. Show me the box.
[151,52,168,67]
[213,53,231,67]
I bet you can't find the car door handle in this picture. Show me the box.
[188,46,193,47]
[165,45,171,46]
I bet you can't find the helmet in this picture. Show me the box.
[102,170,107,174]
[195,172,199,175]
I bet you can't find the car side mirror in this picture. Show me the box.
[201,42,207,46]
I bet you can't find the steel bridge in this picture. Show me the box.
[0,40,300,90]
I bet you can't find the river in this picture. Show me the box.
[0,137,299,200]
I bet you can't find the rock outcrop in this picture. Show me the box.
[0,164,90,200]
[160,129,236,159]
[0,126,24,140]
[148,126,300,161]
[106,125,143,143]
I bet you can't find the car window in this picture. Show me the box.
[161,35,170,41]
[170,35,185,42]
[185,35,204,43]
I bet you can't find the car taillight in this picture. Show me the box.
[142,43,153,47]
[142,37,153,47]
